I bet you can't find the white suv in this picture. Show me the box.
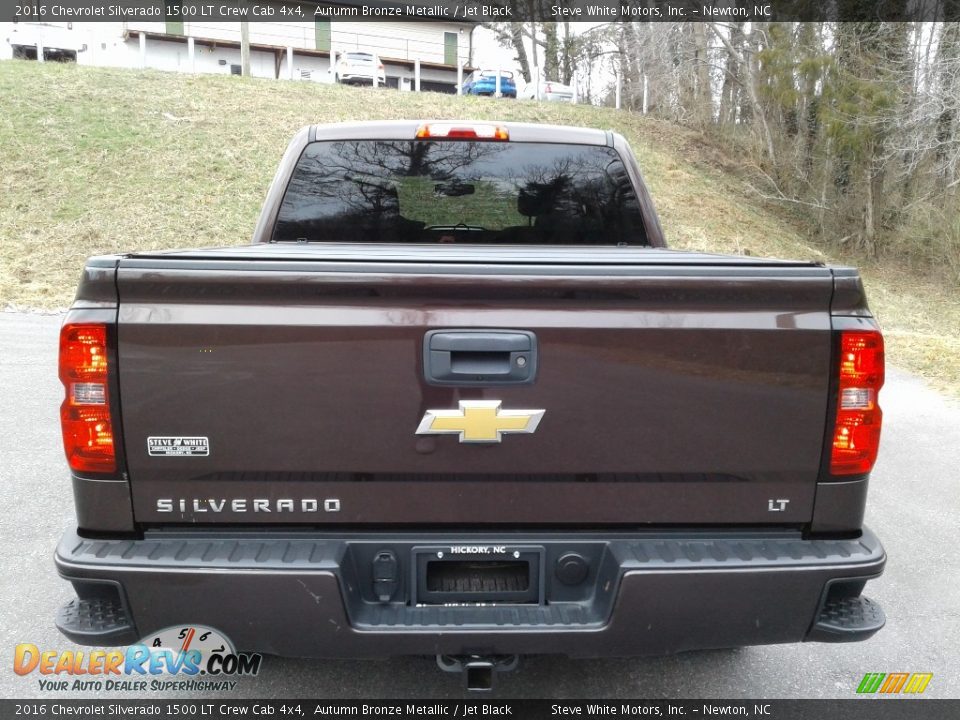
[332,51,387,86]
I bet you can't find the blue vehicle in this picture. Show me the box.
[461,69,517,98]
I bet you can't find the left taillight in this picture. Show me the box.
[829,329,884,475]
[59,323,116,474]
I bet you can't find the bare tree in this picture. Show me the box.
[709,22,776,163]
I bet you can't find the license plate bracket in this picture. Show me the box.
[412,545,543,605]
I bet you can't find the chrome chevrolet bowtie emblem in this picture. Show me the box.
[416,400,545,444]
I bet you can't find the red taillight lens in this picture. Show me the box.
[838,331,884,387]
[59,323,115,473]
[830,330,884,475]
[415,123,509,141]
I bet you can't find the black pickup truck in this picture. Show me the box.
[54,121,886,689]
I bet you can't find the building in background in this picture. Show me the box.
[1,2,478,93]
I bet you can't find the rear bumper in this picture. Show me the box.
[54,528,886,658]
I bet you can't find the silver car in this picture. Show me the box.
[519,79,574,102]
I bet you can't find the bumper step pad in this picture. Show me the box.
[808,594,885,642]
[55,596,139,646]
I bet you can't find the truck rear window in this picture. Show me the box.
[272,141,650,245]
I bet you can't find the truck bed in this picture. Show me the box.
[128,242,823,267]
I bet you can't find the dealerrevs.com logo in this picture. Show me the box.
[15,625,262,692]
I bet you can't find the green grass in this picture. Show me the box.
[1,60,958,395]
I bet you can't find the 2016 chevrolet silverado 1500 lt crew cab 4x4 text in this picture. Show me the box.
[54,121,886,689]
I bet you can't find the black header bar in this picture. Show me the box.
[1,699,958,720]
[2,0,955,24]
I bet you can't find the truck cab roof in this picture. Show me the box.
[309,120,610,146]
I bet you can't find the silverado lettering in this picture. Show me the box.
[155,498,341,513]
[53,120,887,689]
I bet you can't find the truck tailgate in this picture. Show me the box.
[115,245,835,526]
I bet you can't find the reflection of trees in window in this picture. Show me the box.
[513,152,641,243]
[276,141,513,241]
[273,141,648,245]
[327,140,507,180]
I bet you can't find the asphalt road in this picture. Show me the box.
[1,311,958,700]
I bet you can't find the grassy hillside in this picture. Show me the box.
[1,60,957,394]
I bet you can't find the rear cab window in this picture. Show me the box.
[272,141,650,246]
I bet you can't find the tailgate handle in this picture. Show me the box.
[423,330,538,386]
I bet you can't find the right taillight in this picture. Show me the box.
[830,330,884,475]
[59,323,116,474]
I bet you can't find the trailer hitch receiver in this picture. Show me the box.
[436,654,520,691]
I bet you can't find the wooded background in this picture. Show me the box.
[487,13,960,283]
